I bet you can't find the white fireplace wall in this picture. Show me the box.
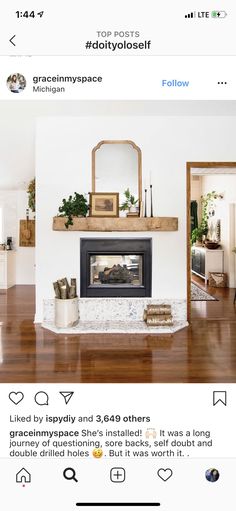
[35,114,236,322]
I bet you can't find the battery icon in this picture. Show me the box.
[211,10,227,18]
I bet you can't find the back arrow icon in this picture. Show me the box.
[9,35,16,46]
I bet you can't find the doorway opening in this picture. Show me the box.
[186,162,236,321]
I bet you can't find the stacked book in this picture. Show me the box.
[143,304,173,326]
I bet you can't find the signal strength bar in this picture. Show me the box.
[185,12,196,18]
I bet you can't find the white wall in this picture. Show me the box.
[35,114,236,322]
[191,176,201,201]
[201,174,236,287]
[0,190,35,285]
[16,191,35,285]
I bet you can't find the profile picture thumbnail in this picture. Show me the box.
[7,73,26,93]
[205,468,220,482]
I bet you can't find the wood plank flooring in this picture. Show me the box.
[0,285,235,383]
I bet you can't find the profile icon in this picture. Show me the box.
[7,73,26,93]
[205,468,220,482]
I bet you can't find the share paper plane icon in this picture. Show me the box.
[59,392,74,404]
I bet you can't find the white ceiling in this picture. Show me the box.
[1,100,236,190]
[191,168,236,174]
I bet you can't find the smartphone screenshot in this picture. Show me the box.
[0,1,235,510]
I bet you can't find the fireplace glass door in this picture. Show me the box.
[80,238,152,297]
[90,255,143,287]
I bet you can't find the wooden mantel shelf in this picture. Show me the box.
[53,216,178,232]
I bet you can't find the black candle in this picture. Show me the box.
[144,189,147,217]
[150,184,153,217]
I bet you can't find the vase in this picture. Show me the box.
[55,297,79,328]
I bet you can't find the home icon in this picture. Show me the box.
[16,468,31,484]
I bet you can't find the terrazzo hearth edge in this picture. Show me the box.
[42,298,188,334]
[42,320,189,334]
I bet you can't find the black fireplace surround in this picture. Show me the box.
[80,238,152,298]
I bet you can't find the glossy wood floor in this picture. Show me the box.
[0,284,235,383]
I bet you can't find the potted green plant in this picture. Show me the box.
[120,188,139,215]
[27,178,35,212]
[191,191,223,245]
[200,191,224,234]
[191,227,205,246]
[57,192,89,228]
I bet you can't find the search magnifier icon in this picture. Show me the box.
[63,467,78,483]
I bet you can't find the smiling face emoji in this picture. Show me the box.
[92,448,103,459]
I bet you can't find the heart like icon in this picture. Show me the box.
[157,468,173,482]
[9,392,24,405]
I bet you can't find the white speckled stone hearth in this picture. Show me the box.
[42,298,188,334]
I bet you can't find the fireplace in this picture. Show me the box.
[80,238,152,297]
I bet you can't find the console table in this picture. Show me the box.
[191,246,224,286]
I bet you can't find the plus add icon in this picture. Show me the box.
[110,467,126,483]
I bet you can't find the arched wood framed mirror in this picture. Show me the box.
[92,140,142,205]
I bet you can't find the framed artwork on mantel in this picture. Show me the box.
[90,193,119,218]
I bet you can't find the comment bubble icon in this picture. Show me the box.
[34,391,49,406]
